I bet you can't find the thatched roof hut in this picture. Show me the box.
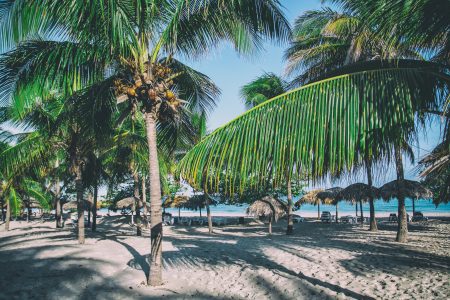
[337,183,379,203]
[163,195,190,209]
[247,196,286,221]
[380,179,432,200]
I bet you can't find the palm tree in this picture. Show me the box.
[1,1,290,286]
[240,73,287,109]
[178,60,449,244]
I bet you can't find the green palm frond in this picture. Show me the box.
[178,60,450,194]
[240,73,287,109]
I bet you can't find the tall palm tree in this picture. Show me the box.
[0,1,290,286]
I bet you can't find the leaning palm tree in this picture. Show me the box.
[0,0,290,286]
[178,60,449,245]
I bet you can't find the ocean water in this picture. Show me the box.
[164,198,450,216]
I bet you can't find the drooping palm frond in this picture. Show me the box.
[178,60,450,194]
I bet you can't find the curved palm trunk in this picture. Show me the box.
[205,193,213,234]
[286,181,293,235]
[92,183,98,232]
[134,172,142,236]
[5,198,10,231]
[75,164,85,244]
[394,146,408,243]
[144,112,162,286]
[366,161,377,231]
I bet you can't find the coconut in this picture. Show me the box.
[127,88,137,97]
[148,89,157,101]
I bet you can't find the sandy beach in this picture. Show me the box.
[0,215,449,300]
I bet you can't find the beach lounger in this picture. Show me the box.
[388,213,398,222]
[340,215,356,224]
[411,212,428,222]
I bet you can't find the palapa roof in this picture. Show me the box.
[295,189,324,208]
[380,179,433,200]
[337,183,379,203]
[247,196,286,221]
[116,197,143,210]
[163,194,216,210]
[62,201,78,210]
[317,187,343,204]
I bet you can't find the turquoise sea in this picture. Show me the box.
[165,198,450,216]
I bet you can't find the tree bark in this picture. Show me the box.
[75,163,85,244]
[394,146,408,243]
[92,182,98,232]
[142,177,149,228]
[355,202,358,217]
[412,198,416,214]
[144,112,162,286]
[359,200,363,225]
[286,180,294,235]
[1,200,5,221]
[87,193,92,228]
[269,218,272,235]
[335,203,339,223]
[205,193,213,234]
[55,159,63,228]
[317,202,320,220]
[366,161,377,231]
[5,197,10,231]
[134,172,141,236]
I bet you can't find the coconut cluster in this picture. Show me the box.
[115,63,182,116]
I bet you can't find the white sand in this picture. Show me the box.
[0,216,449,299]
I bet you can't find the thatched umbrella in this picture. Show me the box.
[337,183,380,224]
[295,189,335,219]
[317,187,343,223]
[380,180,432,214]
[62,201,78,211]
[163,195,189,218]
[247,196,286,234]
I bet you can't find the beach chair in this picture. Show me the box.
[411,211,428,222]
[388,213,398,222]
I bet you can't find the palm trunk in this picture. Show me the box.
[359,200,363,225]
[394,145,408,243]
[75,164,85,244]
[366,161,377,231]
[355,202,358,217]
[134,172,141,236]
[335,203,338,223]
[92,182,98,232]
[144,112,162,286]
[142,177,148,228]
[412,198,416,214]
[269,217,272,235]
[1,200,5,221]
[205,193,213,234]
[5,198,10,231]
[55,160,63,228]
[87,193,91,228]
[178,207,180,219]
[317,202,320,220]
[27,199,31,222]
[286,180,293,235]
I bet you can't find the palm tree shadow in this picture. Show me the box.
[109,236,149,280]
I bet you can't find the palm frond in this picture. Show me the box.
[178,60,449,194]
